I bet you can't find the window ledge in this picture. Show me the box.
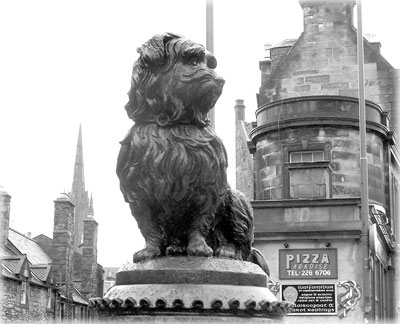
[286,160,333,170]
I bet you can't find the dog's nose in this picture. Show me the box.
[215,76,225,86]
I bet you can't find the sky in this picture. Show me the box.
[1,0,399,267]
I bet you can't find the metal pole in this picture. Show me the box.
[206,0,216,129]
[356,0,372,321]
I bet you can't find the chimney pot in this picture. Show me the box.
[234,99,246,122]
[263,44,272,59]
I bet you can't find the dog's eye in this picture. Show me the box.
[188,57,200,66]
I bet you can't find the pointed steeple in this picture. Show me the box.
[71,124,85,196]
[88,193,94,217]
[70,124,90,252]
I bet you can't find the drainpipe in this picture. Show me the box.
[356,0,372,321]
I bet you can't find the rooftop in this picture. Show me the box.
[8,228,52,265]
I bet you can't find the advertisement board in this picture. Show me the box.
[281,284,337,315]
[279,248,338,279]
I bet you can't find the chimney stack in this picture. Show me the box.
[299,0,355,33]
[81,213,99,298]
[263,44,272,59]
[0,187,11,248]
[259,44,272,89]
[51,193,74,302]
[234,99,246,122]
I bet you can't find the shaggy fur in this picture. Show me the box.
[117,33,269,274]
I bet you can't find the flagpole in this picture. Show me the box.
[356,0,372,321]
[206,0,215,129]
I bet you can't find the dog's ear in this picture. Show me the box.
[137,34,166,69]
[137,33,181,70]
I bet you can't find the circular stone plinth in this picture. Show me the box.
[92,257,293,320]
[116,256,268,287]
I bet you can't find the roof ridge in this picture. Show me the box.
[33,233,52,241]
[9,228,38,243]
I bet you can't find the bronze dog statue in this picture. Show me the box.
[117,33,269,274]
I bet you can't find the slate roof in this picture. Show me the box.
[8,228,52,265]
[32,234,53,254]
[0,255,27,276]
[30,264,51,282]
[2,263,19,280]
[30,272,45,285]
[1,255,53,287]
[59,284,89,305]
[272,38,297,48]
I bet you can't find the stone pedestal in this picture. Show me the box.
[91,257,292,322]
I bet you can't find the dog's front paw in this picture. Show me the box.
[216,243,242,260]
[187,236,213,257]
[133,246,161,262]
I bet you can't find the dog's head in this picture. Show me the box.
[125,33,225,126]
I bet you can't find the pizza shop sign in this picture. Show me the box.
[279,249,338,279]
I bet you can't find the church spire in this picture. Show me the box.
[70,124,90,252]
[71,124,85,196]
[88,193,94,216]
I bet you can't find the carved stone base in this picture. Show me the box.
[91,257,292,322]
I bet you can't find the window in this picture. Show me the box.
[21,281,27,304]
[47,288,52,308]
[290,150,324,163]
[60,303,65,320]
[390,174,398,238]
[371,254,390,321]
[284,146,333,199]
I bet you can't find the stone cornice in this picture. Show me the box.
[250,95,390,142]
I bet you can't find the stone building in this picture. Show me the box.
[236,0,399,323]
[0,188,59,322]
[34,126,104,319]
[103,267,119,296]
[0,126,104,321]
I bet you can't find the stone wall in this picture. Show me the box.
[250,94,389,204]
[392,69,400,135]
[235,100,255,202]
[258,0,396,123]
[97,265,104,297]
[254,126,385,204]
[242,0,399,322]
[1,278,55,322]
[236,120,254,200]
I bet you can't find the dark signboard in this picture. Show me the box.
[281,284,337,315]
[279,249,338,279]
